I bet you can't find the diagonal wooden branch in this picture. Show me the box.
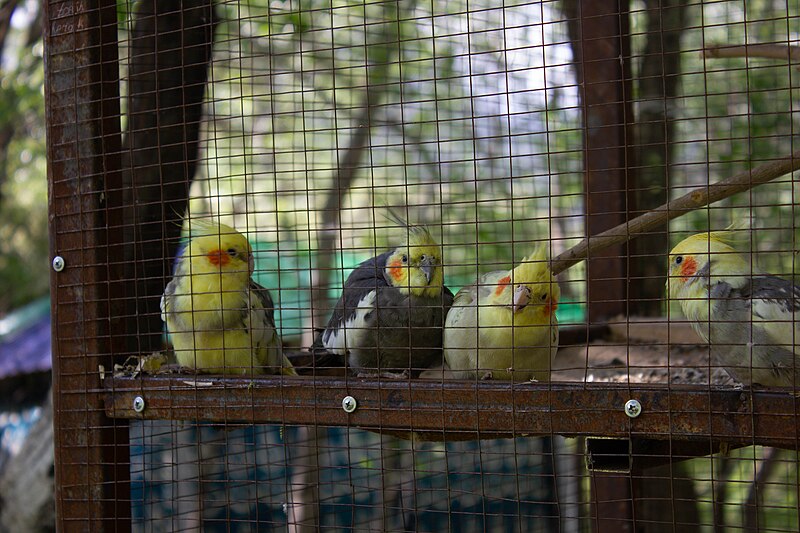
[551,151,800,275]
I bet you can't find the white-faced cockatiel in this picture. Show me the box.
[160,220,296,376]
[444,246,560,381]
[668,225,800,387]
[313,214,454,377]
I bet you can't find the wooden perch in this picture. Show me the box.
[704,44,800,69]
[550,151,800,275]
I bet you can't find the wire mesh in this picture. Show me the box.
[45,0,800,531]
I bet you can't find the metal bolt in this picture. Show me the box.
[342,395,357,413]
[52,256,65,272]
[133,396,146,413]
[624,399,642,418]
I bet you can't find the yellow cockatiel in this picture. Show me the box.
[444,246,560,381]
[160,221,295,376]
[444,247,561,381]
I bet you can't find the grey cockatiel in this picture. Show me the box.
[314,217,454,377]
[667,226,800,387]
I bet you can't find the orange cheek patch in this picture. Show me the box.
[495,275,510,296]
[207,249,230,267]
[388,259,404,281]
[680,256,697,282]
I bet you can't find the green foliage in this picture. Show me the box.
[664,1,800,277]
[197,0,584,302]
[0,8,48,315]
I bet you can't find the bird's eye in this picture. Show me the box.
[675,256,683,265]
[227,248,238,257]
[401,254,408,263]
[541,293,548,301]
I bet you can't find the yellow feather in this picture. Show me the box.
[667,223,755,332]
[162,222,293,376]
[444,246,559,382]
[382,211,446,298]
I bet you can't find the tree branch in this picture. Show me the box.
[551,151,800,275]
[704,44,800,68]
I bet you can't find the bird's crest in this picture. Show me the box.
[383,208,438,249]
[486,244,560,321]
[185,218,242,240]
[511,245,555,286]
[670,219,751,257]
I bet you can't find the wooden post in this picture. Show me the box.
[44,0,130,529]
[569,0,635,322]
[567,0,636,529]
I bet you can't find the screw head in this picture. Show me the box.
[52,256,65,272]
[624,399,642,418]
[342,395,357,413]
[133,396,146,413]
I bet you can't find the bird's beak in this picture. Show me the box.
[512,285,531,313]
[419,256,434,284]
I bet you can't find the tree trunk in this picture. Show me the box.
[122,0,219,352]
[629,0,688,315]
[305,1,402,348]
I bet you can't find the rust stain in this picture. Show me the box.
[105,376,800,450]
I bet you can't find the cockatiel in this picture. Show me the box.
[314,215,454,377]
[444,246,560,381]
[667,225,800,387]
[160,221,296,376]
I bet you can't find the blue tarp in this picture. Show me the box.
[0,298,51,380]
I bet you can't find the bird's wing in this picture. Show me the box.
[451,283,478,308]
[160,277,179,324]
[323,252,392,332]
[743,276,800,352]
[474,269,511,302]
[245,279,286,369]
[161,246,191,325]
[445,269,507,328]
[319,252,393,354]
[445,284,477,333]
[443,285,455,308]
[250,279,276,326]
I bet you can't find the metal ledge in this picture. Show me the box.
[103,375,800,449]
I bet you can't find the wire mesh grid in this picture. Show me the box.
[44,0,800,530]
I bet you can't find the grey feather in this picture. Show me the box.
[702,276,800,387]
[314,251,454,375]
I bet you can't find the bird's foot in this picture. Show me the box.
[718,441,732,457]
[158,363,192,374]
[480,371,494,380]
[115,353,169,377]
[356,369,410,380]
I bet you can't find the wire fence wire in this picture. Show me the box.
[45,0,800,531]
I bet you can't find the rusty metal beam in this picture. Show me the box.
[568,0,637,527]
[45,0,129,530]
[104,376,800,450]
[568,0,635,322]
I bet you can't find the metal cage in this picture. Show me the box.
[45,0,800,530]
